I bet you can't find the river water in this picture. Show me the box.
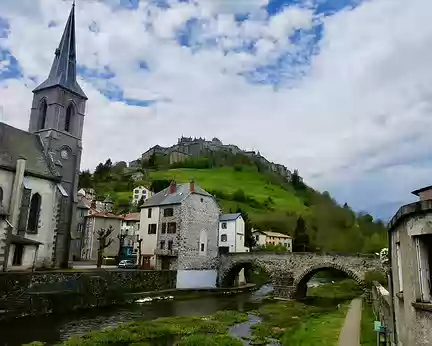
[0,285,275,346]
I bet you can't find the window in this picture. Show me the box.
[27,193,41,233]
[200,243,205,252]
[164,208,174,217]
[148,208,152,218]
[39,99,47,130]
[134,195,139,199]
[148,224,157,234]
[0,186,3,205]
[160,241,165,249]
[167,222,177,234]
[221,234,227,242]
[134,189,139,194]
[396,242,403,292]
[415,235,432,302]
[12,244,24,266]
[222,222,227,229]
[77,223,83,232]
[200,198,203,203]
[65,104,74,133]
[161,223,167,234]
[168,240,173,250]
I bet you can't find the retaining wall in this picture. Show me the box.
[0,270,176,320]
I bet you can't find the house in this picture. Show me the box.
[218,213,249,253]
[219,213,249,285]
[120,212,140,259]
[81,211,122,261]
[138,181,220,288]
[252,230,292,251]
[387,185,432,345]
[69,191,91,261]
[0,4,87,270]
[132,186,153,205]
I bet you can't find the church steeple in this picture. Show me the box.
[33,3,87,99]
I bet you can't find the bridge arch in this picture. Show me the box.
[219,259,273,287]
[293,263,365,299]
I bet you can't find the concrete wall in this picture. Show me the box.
[176,270,217,289]
[390,214,432,346]
[235,217,247,252]
[90,217,122,260]
[7,244,37,270]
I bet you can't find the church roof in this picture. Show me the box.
[33,4,87,99]
[0,122,58,179]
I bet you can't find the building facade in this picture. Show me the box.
[81,211,122,261]
[132,186,153,205]
[252,230,292,251]
[0,4,86,270]
[218,213,248,253]
[138,181,220,288]
[387,186,432,346]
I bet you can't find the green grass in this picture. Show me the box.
[150,167,306,219]
[23,311,248,346]
[251,280,362,345]
[360,301,377,345]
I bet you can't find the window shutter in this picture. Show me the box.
[18,188,32,234]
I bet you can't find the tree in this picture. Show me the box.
[96,226,114,268]
[79,170,93,189]
[293,216,309,252]
[150,179,171,193]
[148,153,157,168]
[236,207,256,248]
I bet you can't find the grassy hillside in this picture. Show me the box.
[150,167,306,214]
[80,157,388,254]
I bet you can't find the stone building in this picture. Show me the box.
[81,211,122,261]
[0,4,86,270]
[138,181,220,288]
[387,185,432,345]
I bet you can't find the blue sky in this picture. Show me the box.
[1,0,431,221]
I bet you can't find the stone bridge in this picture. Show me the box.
[218,252,383,299]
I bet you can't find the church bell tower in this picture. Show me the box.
[28,2,87,267]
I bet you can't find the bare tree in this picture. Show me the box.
[96,225,114,268]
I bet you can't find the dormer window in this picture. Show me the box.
[38,99,47,130]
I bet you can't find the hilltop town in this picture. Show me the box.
[128,136,294,182]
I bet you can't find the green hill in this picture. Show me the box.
[79,156,387,254]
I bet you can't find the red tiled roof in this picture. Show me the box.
[122,212,140,221]
[89,211,122,219]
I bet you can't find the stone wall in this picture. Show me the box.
[0,269,176,320]
[371,281,395,344]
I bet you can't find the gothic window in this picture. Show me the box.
[38,99,47,130]
[27,193,41,233]
[0,187,3,205]
[65,104,74,132]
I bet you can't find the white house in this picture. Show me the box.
[218,213,249,285]
[138,203,160,269]
[132,186,153,205]
[218,213,249,253]
[252,229,292,251]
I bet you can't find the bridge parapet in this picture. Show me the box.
[218,251,384,299]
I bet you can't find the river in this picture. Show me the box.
[0,279,331,346]
[0,285,275,346]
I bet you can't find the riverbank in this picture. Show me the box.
[22,279,362,346]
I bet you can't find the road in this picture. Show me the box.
[338,298,362,346]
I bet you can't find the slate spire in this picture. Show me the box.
[33,2,87,99]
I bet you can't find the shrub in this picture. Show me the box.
[364,270,388,288]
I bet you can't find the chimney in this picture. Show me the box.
[169,181,176,194]
[189,179,195,193]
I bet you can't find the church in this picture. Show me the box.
[0,3,86,270]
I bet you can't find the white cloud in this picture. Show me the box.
[1,0,432,220]
[202,0,269,14]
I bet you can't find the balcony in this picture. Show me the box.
[154,248,178,257]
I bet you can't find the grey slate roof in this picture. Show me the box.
[220,213,242,221]
[0,122,57,179]
[142,183,212,207]
[33,4,87,99]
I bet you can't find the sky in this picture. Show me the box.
[1,0,431,222]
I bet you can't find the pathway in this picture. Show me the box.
[338,298,362,346]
